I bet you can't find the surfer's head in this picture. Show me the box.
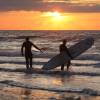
[62,39,67,44]
[26,37,29,41]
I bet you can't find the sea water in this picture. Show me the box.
[0,30,100,100]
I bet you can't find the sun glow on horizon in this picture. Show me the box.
[42,11,72,29]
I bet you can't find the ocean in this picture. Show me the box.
[0,30,100,100]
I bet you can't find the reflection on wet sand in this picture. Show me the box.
[1,86,100,100]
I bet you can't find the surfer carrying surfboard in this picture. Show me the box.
[59,39,72,71]
[21,37,42,70]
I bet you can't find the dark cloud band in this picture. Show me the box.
[0,0,100,12]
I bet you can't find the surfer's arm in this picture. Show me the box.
[66,48,73,59]
[32,43,42,52]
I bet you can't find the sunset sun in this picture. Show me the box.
[45,11,64,21]
[41,11,73,30]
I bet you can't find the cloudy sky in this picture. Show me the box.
[0,0,100,30]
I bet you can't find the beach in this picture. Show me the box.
[0,30,100,100]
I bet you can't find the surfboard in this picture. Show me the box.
[42,37,94,70]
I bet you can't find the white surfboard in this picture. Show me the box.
[42,37,94,70]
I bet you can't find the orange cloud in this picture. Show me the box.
[0,11,100,30]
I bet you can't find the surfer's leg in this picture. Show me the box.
[61,64,64,71]
[67,61,71,71]
[30,57,32,69]
[25,57,29,69]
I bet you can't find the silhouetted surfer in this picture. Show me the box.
[59,39,72,71]
[21,37,42,70]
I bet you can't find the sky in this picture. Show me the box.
[0,0,100,30]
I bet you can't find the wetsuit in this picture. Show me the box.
[59,44,72,71]
[21,41,33,69]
